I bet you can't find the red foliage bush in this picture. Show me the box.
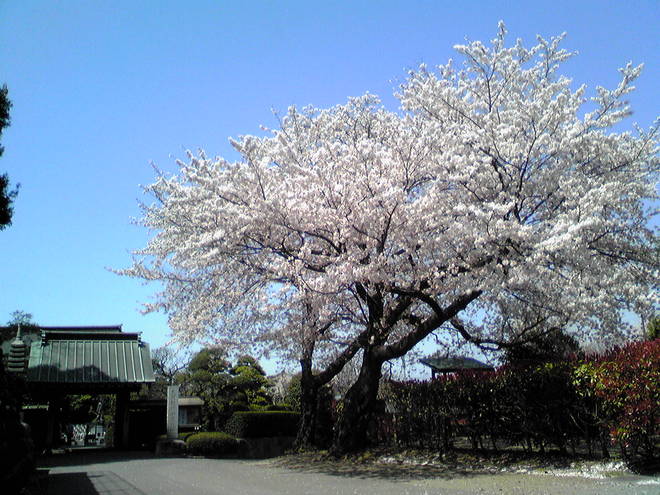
[382,339,659,465]
[588,339,659,460]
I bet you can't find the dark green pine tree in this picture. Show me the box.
[0,84,18,230]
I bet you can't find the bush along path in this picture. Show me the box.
[381,339,659,473]
[178,411,301,459]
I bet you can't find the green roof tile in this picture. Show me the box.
[419,356,493,373]
[26,331,154,385]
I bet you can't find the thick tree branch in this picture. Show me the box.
[378,289,482,360]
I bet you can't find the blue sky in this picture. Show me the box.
[0,1,657,372]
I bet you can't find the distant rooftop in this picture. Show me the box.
[38,325,124,332]
[420,356,494,374]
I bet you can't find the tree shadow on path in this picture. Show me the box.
[46,471,147,495]
[271,453,497,482]
[39,449,156,468]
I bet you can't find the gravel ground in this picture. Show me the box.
[38,448,660,495]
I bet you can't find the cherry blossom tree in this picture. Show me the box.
[121,24,658,454]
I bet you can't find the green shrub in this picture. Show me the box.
[225,411,300,438]
[156,431,196,442]
[185,432,239,457]
[179,430,197,441]
[283,375,302,412]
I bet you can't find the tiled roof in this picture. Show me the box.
[26,327,155,385]
[38,325,124,333]
[419,356,494,373]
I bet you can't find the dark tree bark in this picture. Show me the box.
[331,347,384,454]
[296,352,319,448]
[330,290,482,456]
[295,332,362,449]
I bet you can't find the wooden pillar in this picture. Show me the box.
[45,400,56,451]
[45,396,65,451]
[114,390,130,449]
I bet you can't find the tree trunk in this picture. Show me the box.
[293,319,363,450]
[600,427,610,459]
[331,348,383,456]
[295,362,319,449]
[324,289,480,456]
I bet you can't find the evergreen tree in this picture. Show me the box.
[0,85,18,230]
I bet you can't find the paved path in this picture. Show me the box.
[38,449,659,495]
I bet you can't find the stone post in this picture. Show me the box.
[166,385,179,440]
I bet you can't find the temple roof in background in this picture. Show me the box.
[8,326,155,388]
[419,355,494,373]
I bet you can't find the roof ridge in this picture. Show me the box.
[39,325,123,331]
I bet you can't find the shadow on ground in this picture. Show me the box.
[269,448,626,483]
[39,449,156,468]
[46,471,147,495]
[271,452,497,482]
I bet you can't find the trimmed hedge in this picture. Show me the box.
[265,403,294,412]
[156,431,196,442]
[382,339,660,466]
[185,432,239,457]
[225,411,300,438]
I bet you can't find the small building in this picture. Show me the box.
[124,396,204,448]
[419,355,494,380]
[177,397,203,428]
